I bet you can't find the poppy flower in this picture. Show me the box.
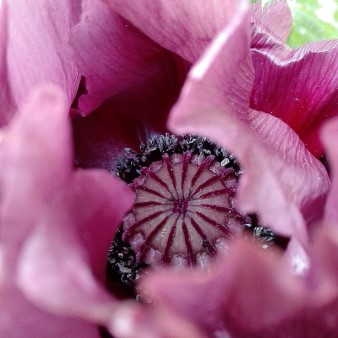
[0,0,337,337]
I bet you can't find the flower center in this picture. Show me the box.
[106,135,287,296]
[121,150,248,267]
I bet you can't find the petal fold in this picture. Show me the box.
[251,40,338,156]
[104,0,248,64]
[71,0,186,117]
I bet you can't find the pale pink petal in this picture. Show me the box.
[108,302,204,338]
[0,86,116,336]
[142,235,338,336]
[251,40,338,156]
[307,226,338,294]
[282,237,310,276]
[247,111,329,232]
[71,0,186,116]
[17,170,133,323]
[251,0,292,43]
[6,0,80,110]
[0,85,72,244]
[0,85,136,335]
[104,0,247,64]
[141,240,305,336]
[0,283,99,338]
[169,3,329,239]
[250,3,291,55]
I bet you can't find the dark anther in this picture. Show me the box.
[116,134,241,183]
[106,228,148,298]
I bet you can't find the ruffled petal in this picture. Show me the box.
[142,235,338,336]
[140,240,305,336]
[251,40,338,157]
[246,110,329,233]
[104,0,246,64]
[71,0,185,117]
[169,5,329,239]
[251,0,292,43]
[6,0,80,111]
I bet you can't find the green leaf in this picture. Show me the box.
[287,0,338,47]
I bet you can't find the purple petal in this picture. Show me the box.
[72,101,148,171]
[0,2,13,126]
[168,0,253,121]
[322,118,338,225]
[169,4,329,238]
[6,0,80,111]
[104,0,246,64]
[251,40,338,157]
